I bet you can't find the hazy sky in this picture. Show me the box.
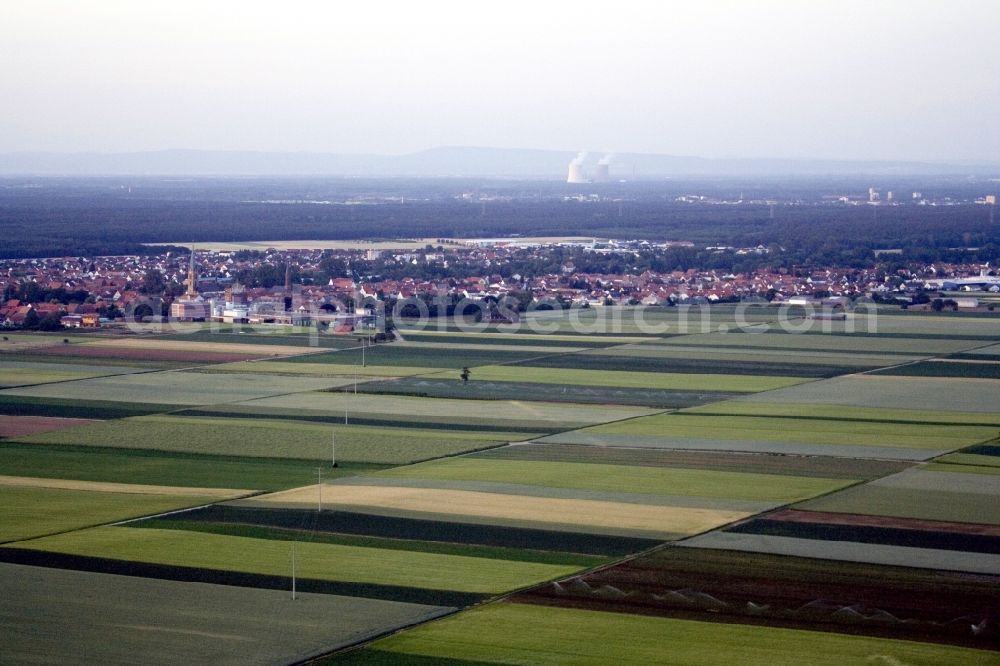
[2,0,998,160]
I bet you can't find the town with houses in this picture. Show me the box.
[2,239,1000,331]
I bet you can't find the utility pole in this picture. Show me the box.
[291,542,297,600]
[317,467,323,512]
[331,431,337,468]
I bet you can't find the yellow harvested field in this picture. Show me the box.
[247,484,749,537]
[82,338,314,357]
[0,475,252,499]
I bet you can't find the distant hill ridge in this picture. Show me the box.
[1,146,996,177]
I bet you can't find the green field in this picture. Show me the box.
[797,467,1000,525]
[232,392,655,429]
[17,414,512,464]
[0,442,384,490]
[376,458,854,503]
[655,331,980,354]
[683,400,1000,426]
[0,485,224,543]
[871,360,1000,379]
[0,394,178,419]
[14,526,583,594]
[155,330,365,348]
[0,360,146,387]
[575,413,995,449]
[473,443,909,480]
[735,375,1000,413]
[450,365,807,392]
[0,333,92,349]
[0,371,354,405]
[937,452,1000,469]
[597,342,923,367]
[400,330,633,347]
[332,602,992,665]
[354,376,735,408]
[515,350,861,378]
[282,345,546,369]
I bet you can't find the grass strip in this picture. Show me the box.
[0,441,385,490]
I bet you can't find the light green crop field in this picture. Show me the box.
[516,305,783,333]
[376,458,853,503]
[735,375,1000,413]
[937,453,1000,468]
[592,344,920,367]
[655,331,979,354]
[0,485,222,543]
[14,527,581,594]
[395,341,589,354]
[0,360,146,387]
[921,461,1000,476]
[451,365,807,392]
[797,468,1000,525]
[401,330,653,345]
[198,361,438,377]
[0,333,92,350]
[814,314,1000,338]
[577,413,995,449]
[0,442,383,490]
[240,392,656,428]
[338,602,993,666]
[17,415,512,464]
[684,400,1000,426]
[0,370,354,405]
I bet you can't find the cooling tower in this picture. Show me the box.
[567,163,587,184]
[592,163,611,183]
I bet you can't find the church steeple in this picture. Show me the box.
[185,244,198,299]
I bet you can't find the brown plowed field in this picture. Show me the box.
[0,415,95,438]
[516,546,1000,648]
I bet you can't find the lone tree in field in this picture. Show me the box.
[460,367,470,384]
